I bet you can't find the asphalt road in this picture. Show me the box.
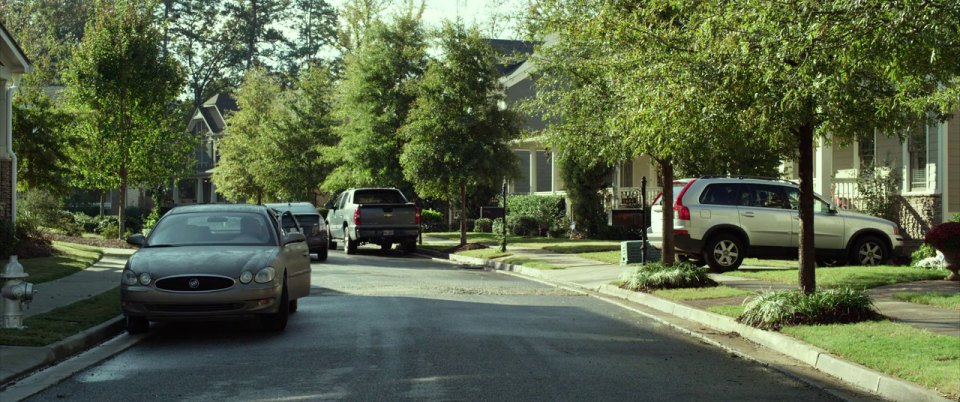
[28,245,845,401]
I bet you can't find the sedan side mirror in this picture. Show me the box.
[282,232,306,245]
[127,234,146,247]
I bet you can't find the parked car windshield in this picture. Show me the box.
[148,212,277,246]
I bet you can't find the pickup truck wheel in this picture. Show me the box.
[704,234,744,273]
[402,240,417,253]
[379,243,392,251]
[344,229,358,255]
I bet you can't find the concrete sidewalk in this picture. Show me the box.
[0,248,133,387]
[434,241,958,401]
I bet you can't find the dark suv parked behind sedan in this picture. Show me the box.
[266,202,328,261]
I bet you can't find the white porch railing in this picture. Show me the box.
[832,177,860,211]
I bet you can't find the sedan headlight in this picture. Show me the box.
[255,267,276,284]
[239,271,254,284]
[138,272,152,286]
[122,270,139,286]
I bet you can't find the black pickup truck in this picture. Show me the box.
[325,188,420,254]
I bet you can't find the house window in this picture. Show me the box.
[536,151,552,192]
[178,179,197,204]
[858,135,875,168]
[908,121,939,192]
[513,151,530,194]
[620,160,634,187]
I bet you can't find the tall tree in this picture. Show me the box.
[11,85,75,196]
[160,0,244,111]
[333,0,396,53]
[400,22,520,246]
[64,0,186,237]
[284,0,338,77]
[264,62,339,200]
[223,0,291,71]
[212,67,282,204]
[323,11,427,193]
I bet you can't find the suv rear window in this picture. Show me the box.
[699,183,744,206]
[354,190,406,204]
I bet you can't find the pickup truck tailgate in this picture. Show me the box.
[357,204,418,227]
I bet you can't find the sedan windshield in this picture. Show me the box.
[148,212,276,246]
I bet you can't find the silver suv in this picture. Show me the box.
[647,177,903,272]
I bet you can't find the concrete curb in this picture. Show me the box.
[0,315,124,387]
[445,252,951,402]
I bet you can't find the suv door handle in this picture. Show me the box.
[741,212,755,218]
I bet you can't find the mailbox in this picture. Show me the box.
[608,208,644,227]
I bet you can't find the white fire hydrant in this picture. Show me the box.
[2,256,37,329]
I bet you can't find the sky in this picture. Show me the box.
[328,0,528,39]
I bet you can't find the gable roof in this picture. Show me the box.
[188,93,238,135]
[486,39,535,76]
[0,22,32,74]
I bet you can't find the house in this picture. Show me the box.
[0,23,33,225]
[497,37,662,209]
[173,93,238,206]
[794,112,960,240]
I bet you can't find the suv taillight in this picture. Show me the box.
[674,179,697,221]
[353,209,360,225]
[415,208,421,225]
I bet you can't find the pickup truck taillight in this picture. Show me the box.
[415,208,421,225]
[353,209,360,225]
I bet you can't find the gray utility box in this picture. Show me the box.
[620,241,661,265]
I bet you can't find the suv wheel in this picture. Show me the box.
[704,234,744,272]
[850,235,887,266]
[316,243,328,261]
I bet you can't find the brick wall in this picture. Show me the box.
[0,159,11,221]
[896,194,942,240]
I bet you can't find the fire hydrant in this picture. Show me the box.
[2,256,37,329]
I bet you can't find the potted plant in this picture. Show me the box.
[924,222,960,281]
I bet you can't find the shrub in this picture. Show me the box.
[94,215,119,234]
[420,209,445,232]
[473,217,493,233]
[737,288,879,330]
[951,213,960,223]
[507,195,565,236]
[855,162,901,221]
[548,215,571,238]
[619,262,717,291]
[17,189,62,227]
[911,242,938,267]
[925,222,960,253]
[12,216,53,258]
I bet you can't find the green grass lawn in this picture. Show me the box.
[652,286,755,301]
[0,287,120,346]
[707,305,745,317]
[725,265,947,289]
[893,292,960,310]
[458,248,512,259]
[0,241,103,284]
[784,321,960,399]
[501,257,562,270]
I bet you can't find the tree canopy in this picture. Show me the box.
[63,0,188,236]
[400,22,521,245]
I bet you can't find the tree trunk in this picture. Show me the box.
[796,122,816,294]
[660,159,676,265]
[459,185,467,246]
[119,165,127,239]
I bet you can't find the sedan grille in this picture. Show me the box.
[155,275,235,291]
[145,303,244,313]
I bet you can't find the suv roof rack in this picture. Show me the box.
[698,175,798,184]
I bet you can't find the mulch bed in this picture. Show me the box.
[50,233,135,249]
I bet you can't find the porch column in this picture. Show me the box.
[551,151,560,193]
[529,149,537,194]
[196,179,204,204]
[815,136,834,200]
[2,82,17,225]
